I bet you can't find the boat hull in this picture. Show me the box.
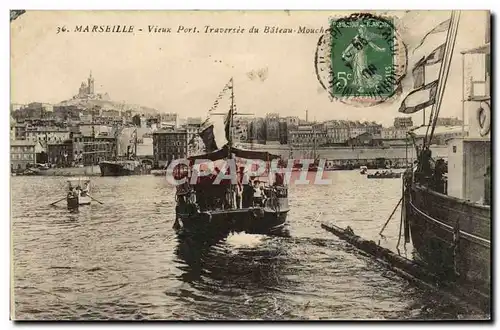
[176,208,289,237]
[367,173,402,179]
[67,196,79,209]
[405,183,491,295]
[79,196,91,205]
[99,162,149,176]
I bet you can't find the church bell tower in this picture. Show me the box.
[88,71,95,94]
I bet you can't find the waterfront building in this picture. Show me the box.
[285,116,300,128]
[25,127,71,146]
[394,117,413,128]
[435,117,464,127]
[10,140,36,171]
[346,132,380,147]
[248,118,266,144]
[288,124,327,148]
[265,113,280,144]
[324,120,350,144]
[381,127,408,140]
[153,129,188,168]
[82,135,116,165]
[278,119,288,145]
[47,140,73,166]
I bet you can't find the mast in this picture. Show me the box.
[312,124,316,160]
[461,52,466,137]
[228,77,234,159]
[91,107,95,166]
[134,128,138,158]
[425,11,461,147]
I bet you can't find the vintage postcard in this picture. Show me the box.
[10,10,491,320]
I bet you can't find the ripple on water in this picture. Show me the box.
[11,174,488,320]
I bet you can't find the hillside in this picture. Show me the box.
[56,98,159,115]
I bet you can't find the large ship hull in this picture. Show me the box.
[99,161,149,176]
[405,183,491,296]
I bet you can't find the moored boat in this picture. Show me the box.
[401,11,491,304]
[367,171,401,179]
[99,160,149,176]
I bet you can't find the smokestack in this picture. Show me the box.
[305,110,308,122]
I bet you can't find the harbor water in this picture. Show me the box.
[11,172,487,320]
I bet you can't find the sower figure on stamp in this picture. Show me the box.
[341,25,386,91]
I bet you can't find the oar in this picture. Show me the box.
[50,197,66,206]
[88,195,104,204]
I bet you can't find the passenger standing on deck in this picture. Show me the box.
[235,182,243,209]
[242,177,254,208]
[253,180,263,206]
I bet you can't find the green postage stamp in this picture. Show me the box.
[326,13,406,105]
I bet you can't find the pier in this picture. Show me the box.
[320,223,490,312]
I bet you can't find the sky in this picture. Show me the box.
[11,10,488,127]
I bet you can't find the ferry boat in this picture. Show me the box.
[66,177,92,208]
[175,145,289,237]
[402,12,491,303]
[173,77,289,237]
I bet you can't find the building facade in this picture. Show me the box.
[325,120,350,144]
[288,124,327,148]
[11,140,36,171]
[248,118,266,144]
[394,117,414,128]
[435,117,464,127]
[381,127,408,140]
[153,129,188,168]
[25,127,71,145]
[279,119,288,145]
[265,113,280,143]
[47,140,74,166]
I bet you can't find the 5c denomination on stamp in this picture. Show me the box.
[315,13,407,108]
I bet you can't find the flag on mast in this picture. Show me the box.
[399,17,452,114]
[412,19,451,54]
[199,78,233,152]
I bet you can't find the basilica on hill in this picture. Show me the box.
[72,71,110,101]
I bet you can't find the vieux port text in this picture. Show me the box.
[69,25,327,34]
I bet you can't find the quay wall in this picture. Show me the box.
[37,165,101,176]
[240,144,449,162]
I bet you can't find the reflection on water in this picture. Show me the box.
[11,173,488,320]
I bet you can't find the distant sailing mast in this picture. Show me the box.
[211,77,253,150]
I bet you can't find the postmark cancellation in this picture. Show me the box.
[315,13,407,107]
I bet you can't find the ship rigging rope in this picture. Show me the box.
[424,11,461,149]
[408,200,490,247]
